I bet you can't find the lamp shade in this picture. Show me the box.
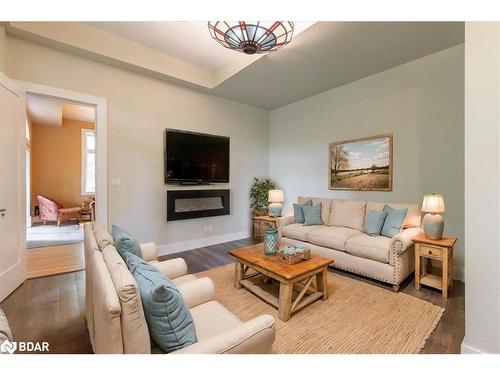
[268,189,284,203]
[422,194,445,213]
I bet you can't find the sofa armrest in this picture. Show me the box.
[151,258,188,280]
[391,227,424,255]
[139,242,158,262]
[176,277,215,309]
[276,215,295,238]
[0,309,13,344]
[173,314,276,354]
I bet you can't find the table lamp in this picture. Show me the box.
[421,193,445,240]
[268,189,284,217]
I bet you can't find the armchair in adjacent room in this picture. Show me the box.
[36,195,82,226]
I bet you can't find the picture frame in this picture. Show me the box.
[328,134,393,191]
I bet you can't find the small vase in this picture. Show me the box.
[264,227,279,256]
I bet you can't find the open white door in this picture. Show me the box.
[0,73,26,302]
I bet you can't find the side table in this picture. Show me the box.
[413,234,457,298]
[252,215,279,241]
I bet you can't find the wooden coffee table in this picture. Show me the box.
[230,243,334,321]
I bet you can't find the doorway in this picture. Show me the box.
[25,95,95,277]
[16,82,107,279]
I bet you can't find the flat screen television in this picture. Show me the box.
[164,129,230,184]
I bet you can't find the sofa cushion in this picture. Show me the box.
[282,223,326,242]
[381,205,408,238]
[112,225,143,260]
[189,300,242,342]
[293,200,312,223]
[93,222,114,251]
[298,196,332,224]
[328,200,367,231]
[306,226,361,251]
[366,201,421,228]
[345,233,392,263]
[303,205,323,226]
[363,210,388,236]
[125,253,197,353]
[102,245,151,354]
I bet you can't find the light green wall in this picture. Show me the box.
[269,45,465,279]
[5,36,269,252]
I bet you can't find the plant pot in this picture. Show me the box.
[253,207,268,217]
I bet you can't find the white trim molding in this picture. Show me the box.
[461,340,488,354]
[15,80,108,227]
[81,128,96,196]
[157,230,250,257]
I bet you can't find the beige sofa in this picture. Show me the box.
[84,223,275,354]
[0,308,12,351]
[277,197,423,291]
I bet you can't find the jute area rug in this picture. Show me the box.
[197,264,444,354]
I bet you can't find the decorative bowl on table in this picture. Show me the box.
[278,245,311,264]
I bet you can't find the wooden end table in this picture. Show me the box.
[230,243,333,321]
[413,234,457,298]
[252,215,279,241]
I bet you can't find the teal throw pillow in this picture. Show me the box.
[293,200,313,223]
[125,253,197,353]
[381,205,408,238]
[112,224,143,260]
[303,204,323,226]
[363,210,388,236]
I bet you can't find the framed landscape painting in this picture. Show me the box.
[329,134,393,191]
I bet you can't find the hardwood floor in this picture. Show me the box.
[27,242,85,279]
[0,270,92,354]
[0,238,464,354]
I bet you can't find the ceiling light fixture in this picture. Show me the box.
[208,21,294,55]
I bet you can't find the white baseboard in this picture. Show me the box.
[157,230,251,256]
[461,340,487,354]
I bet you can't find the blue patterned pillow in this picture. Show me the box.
[363,210,388,236]
[303,205,323,226]
[125,253,197,353]
[112,225,143,260]
[293,200,313,223]
[381,205,408,238]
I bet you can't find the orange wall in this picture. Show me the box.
[31,119,95,209]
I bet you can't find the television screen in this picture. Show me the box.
[165,130,230,183]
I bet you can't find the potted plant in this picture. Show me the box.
[250,177,277,217]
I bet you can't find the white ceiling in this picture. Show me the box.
[212,22,465,109]
[87,22,235,69]
[86,21,464,109]
[86,21,314,70]
[17,22,464,111]
[27,94,95,126]
[62,103,95,123]
[27,94,62,127]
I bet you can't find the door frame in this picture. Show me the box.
[16,80,108,227]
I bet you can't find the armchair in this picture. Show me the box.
[36,195,82,226]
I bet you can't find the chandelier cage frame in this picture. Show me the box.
[208,21,295,55]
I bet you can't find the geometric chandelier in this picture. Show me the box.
[207,21,294,55]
